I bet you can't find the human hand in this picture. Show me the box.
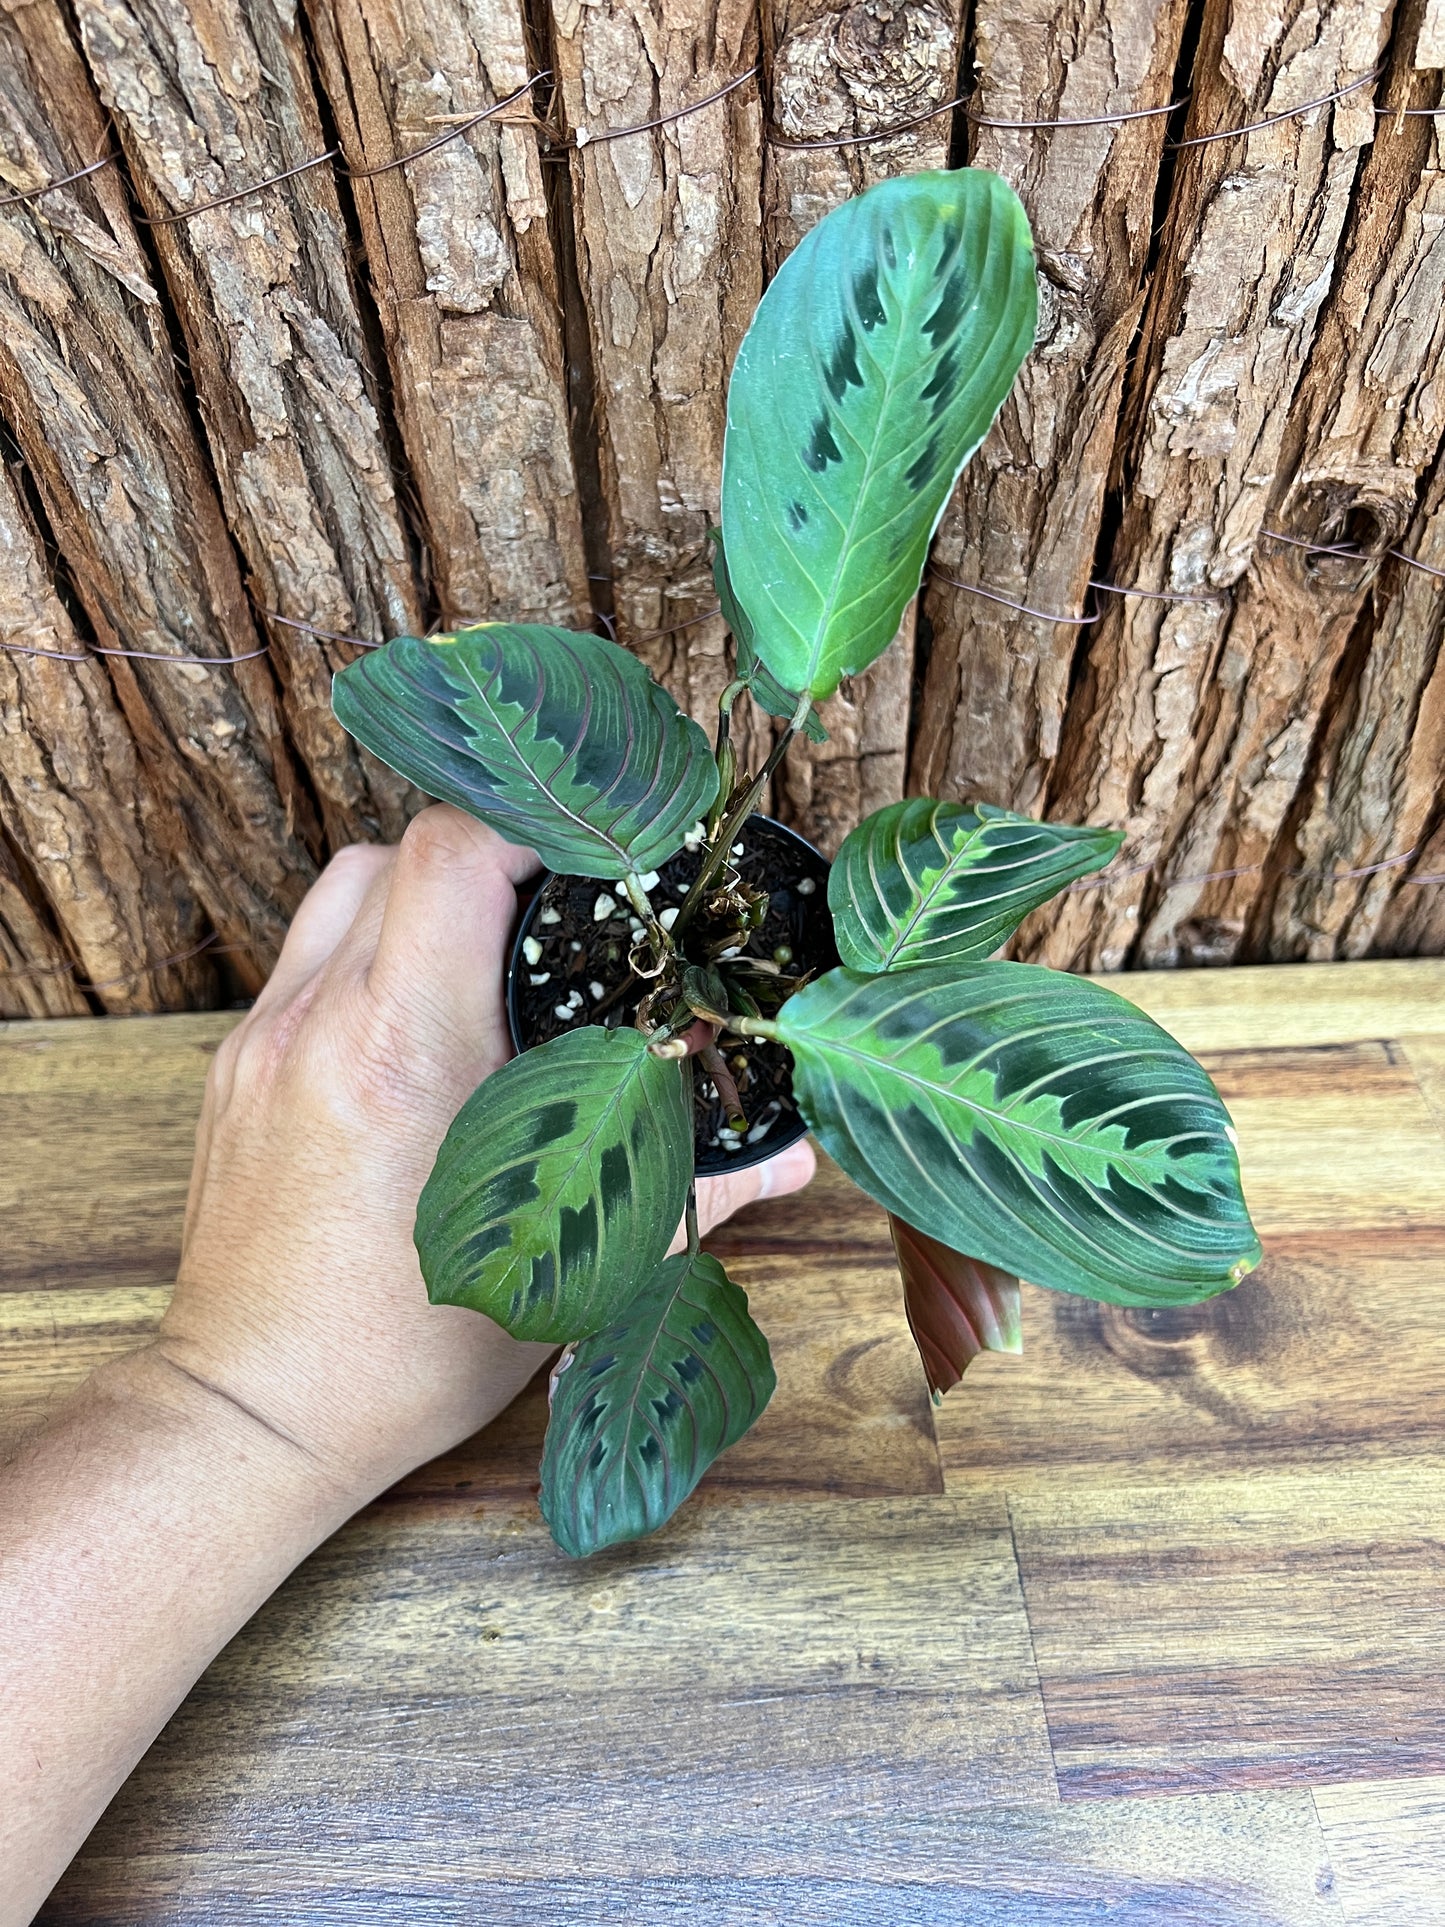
[153,805,814,1508]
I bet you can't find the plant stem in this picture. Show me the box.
[699,1042,747,1132]
[707,681,744,838]
[621,871,669,951]
[670,689,812,940]
[728,1015,781,1042]
[685,1181,700,1257]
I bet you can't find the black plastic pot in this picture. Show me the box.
[506,814,836,1175]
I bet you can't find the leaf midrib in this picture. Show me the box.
[795,1027,1204,1190]
[873,813,994,966]
[799,268,918,690]
[451,645,630,867]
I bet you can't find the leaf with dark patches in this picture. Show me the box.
[333,623,718,879]
[541,1249,775,1557]
[416,1025,692,1343]
[889,1213,1021,1402]
[771,963,1261,1308]
[722,170,1037,699]
[829,799,1123,972]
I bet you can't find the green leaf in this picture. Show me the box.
[889,1212,1021,1402]
[772,963,1261,1308]
[721,169,1037,700]
[416,1025,692,1343]
[830,799,1123,972]
[540,1249,775,1558]
[711,533,827,743]
[333,623,718,879]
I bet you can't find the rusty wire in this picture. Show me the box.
[0,636,271,665]
[0,152,118,210]
[4,57,1388,228]
[1260,527,1445,584]
[1168,68,1382,150]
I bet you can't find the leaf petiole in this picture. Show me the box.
[671,689,813,940]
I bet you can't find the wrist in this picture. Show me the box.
[93,1342,364,1545]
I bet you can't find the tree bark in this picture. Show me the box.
[1032,0,1395,971]
[763,0,964,854]
[0,465,212,1014]
[2,0,1445,990]
[303,0,590,629]
[1111,0,1445,968]
[913,0,1189,820]
[1257,4,1445,960]
[543,0,769,785]
[72,0,425,847]
[0,825,88,1019]
[1,0,319,988]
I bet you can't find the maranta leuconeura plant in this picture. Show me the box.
[334,171,1260,1559]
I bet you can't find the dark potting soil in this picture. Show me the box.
[509,816,837,1174]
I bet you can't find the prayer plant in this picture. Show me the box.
[333,169,1261,1558]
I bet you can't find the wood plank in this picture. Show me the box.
[1201,1040,1445,1237]
[1313,1776,1445,1927]
[0,1014,225,1301]
[1086,957,1445,1050]
[938,1231,1445,1495]
[41,1497,1056,1916]
[1011,1464,1445,1797]
[43,1790,1340,1924]
[1401,1034,1445,1137]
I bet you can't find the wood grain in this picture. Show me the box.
[42,1791,1341,1924]
[938,1231,1445,1495]
[1087,954,1445,1048]
[41,1496,1057,1919]
[1314,1776,1445,1926]
[1013,1464,1445,1796]
[6,961,1445,1917]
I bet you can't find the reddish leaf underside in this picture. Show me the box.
[889,1214,1023,1402]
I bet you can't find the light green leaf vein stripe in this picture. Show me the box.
[774,962,1260,1308]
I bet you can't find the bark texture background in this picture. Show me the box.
[1,0,1442,1012]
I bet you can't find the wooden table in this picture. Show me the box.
[4,960,1444,1925]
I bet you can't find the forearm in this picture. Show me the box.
[0,1348,357,1927]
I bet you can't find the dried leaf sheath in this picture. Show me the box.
[890,1214,1021,1401]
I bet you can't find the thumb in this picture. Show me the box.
[362,806,540,1067]
[691,1138,816,1244]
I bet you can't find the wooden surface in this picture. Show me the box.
[3,958,1444,1922]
